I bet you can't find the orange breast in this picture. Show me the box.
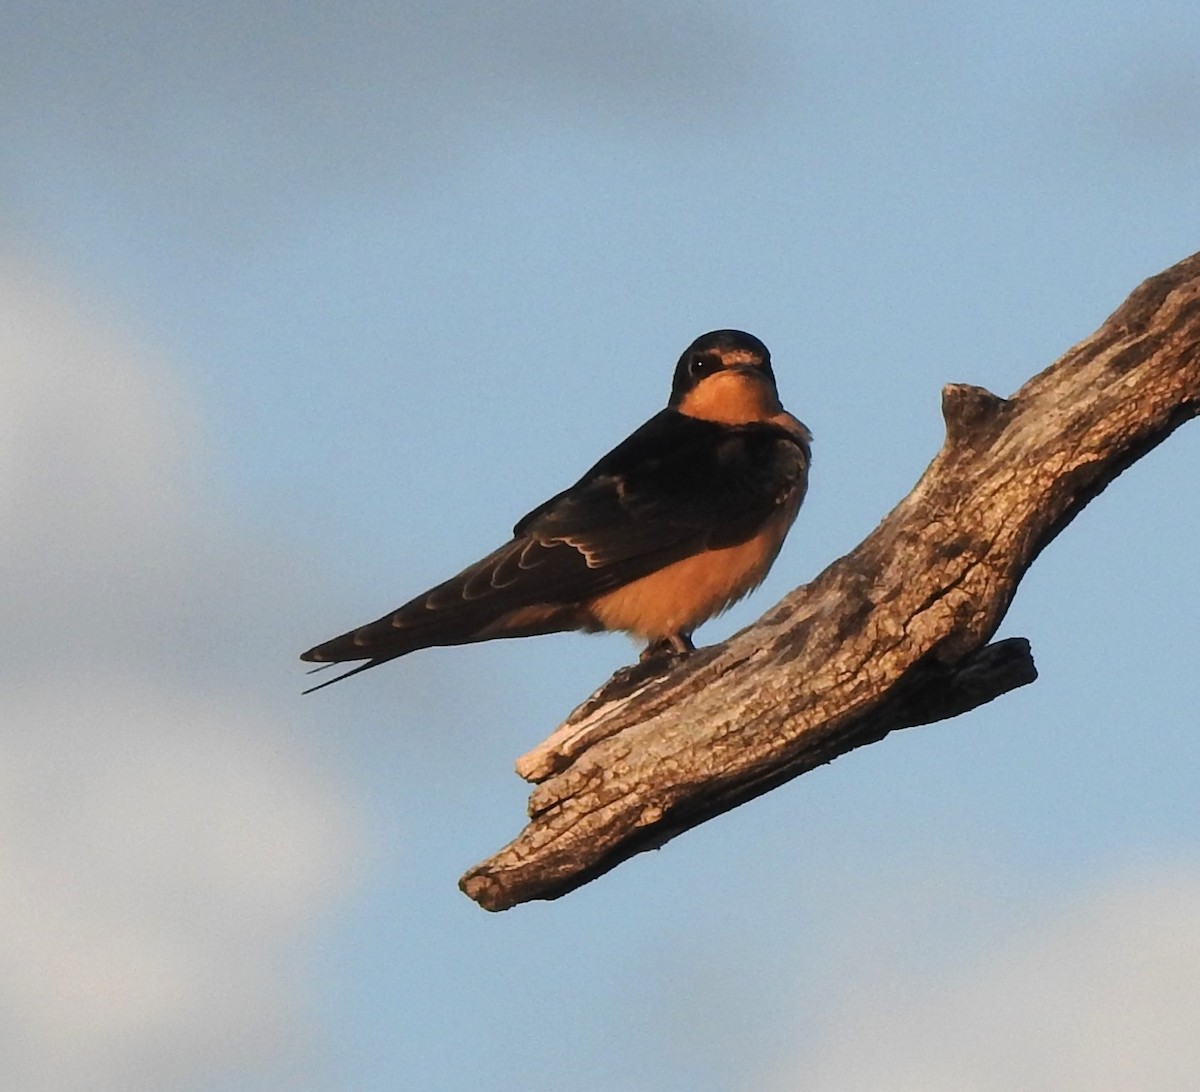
[587,507,796,639]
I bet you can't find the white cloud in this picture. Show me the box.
[765,866,1200,1092]
[0,259,356,1090]
[0,261,200,662]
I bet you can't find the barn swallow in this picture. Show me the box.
[301,329,811,692]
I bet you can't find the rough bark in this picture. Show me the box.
[460,252,1200,912]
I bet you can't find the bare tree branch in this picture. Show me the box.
[460,252,1200,912]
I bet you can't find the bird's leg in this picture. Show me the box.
[639,631,695,662]
[591,632,698,705]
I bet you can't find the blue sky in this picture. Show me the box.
[3,3,1200,1089]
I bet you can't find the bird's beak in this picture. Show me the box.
[726,363,768,380]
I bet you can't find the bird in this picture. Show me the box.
[301,329,811,692]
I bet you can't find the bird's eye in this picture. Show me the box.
[690,354,719,378]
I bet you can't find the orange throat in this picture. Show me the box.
[676,370,782,425]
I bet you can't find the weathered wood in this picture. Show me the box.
[460,252,1200,912]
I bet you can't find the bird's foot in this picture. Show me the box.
[639,632,695,663]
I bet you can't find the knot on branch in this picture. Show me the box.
[888,637,1038,728]
[941,383,1013,447]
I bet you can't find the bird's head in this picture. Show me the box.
[668,329,781,424]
